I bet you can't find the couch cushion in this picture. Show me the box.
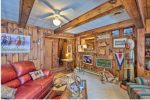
[25,75,54,89]
[1,64,18,84]
[12,61,36,76]
[19,74,32,85]
[15,84,42,99]
[5,79,21,88]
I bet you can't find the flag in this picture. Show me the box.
[115,53,124,70]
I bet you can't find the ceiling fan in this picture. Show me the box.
[39,0,74,26]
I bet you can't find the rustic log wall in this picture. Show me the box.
[1,19,54,69]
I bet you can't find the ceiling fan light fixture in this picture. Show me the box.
[53,18,61,26]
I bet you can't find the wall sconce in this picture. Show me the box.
[33,39,41,45]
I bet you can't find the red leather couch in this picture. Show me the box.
[1,61,54,99]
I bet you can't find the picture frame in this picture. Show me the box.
[113,38,127,48]
[112,30,119,36]
[124,27,133,35]
[96,58,112,68]
[83,55,93,65]
[1,33,30,53]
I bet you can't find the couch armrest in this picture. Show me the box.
[42,69,52,76]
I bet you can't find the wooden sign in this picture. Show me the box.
[97,34,110,40]
[113,38,127,48]
[96,58,112,68]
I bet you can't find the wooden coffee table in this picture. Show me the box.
[46,80,87,99]
[60,80,87,99]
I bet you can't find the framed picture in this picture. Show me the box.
[113,38,127,48]
[112,30,119,36]
[67,45,72,53]
[1,33,30,53]
[124,27,133,35]
[83,55,93,65]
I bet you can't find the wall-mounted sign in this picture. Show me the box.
[83,55,93,65]
[96,58,112,68]
[124,27,133,35]
[97,34,110,40]
[113,38,127,48]
[1,33,30,53]
[112,30,119,36]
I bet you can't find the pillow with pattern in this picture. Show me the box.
[29,70,45,80]
[1,85,17,99]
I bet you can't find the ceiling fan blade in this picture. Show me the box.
[59,15,70,22]
[38,13,54,19]
[60,8,74,15]
[40,0,56,13]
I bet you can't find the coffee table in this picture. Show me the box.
[60,80,87,99]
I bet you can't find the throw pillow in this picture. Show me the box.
[1,85,17,99]
[29,70,44,80]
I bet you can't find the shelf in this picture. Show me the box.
[145,44,150,47]
[145,56,150,58]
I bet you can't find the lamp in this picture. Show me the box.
[53,18,61,26]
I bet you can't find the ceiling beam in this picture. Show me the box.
[76,19,134,37]
[120,0,144,28]
[18,0,35,28]
[54,0,123,33]
[45,34,75,40]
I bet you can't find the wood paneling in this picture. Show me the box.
[76,23,136,80]
[1,19,53,69]
[19,0,35,28]
[54,0,123,33]
[121,0,144,28]
[136,28,145,76]
[146,19,150,33]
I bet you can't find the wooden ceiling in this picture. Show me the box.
[19,0,35,28]
[18,0,149,33]
[54,0,123,33]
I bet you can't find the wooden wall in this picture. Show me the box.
[1,19,54,69]
[146,19,150,33]
[76,27,136,80]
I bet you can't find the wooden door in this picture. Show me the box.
[44,38,53,70]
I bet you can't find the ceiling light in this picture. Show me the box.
[53,18,61,26]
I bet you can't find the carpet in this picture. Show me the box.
[76,71,129,99]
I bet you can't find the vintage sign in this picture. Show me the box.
[1,33,30,53]
[96,58,112,68]
[115,53,124,70]
[97,34,110,40]
[113,38,127,48]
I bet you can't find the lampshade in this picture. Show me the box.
[53,18,61,26]
[82,44,87,48]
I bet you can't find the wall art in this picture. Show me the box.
[113,38,127,48]
[1,33,30,53]
[83,55,93,65]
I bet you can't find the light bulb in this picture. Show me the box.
[53,18,61,26]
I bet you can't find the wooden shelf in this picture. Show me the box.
[145,44,150,47]
[145,56,150,58]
